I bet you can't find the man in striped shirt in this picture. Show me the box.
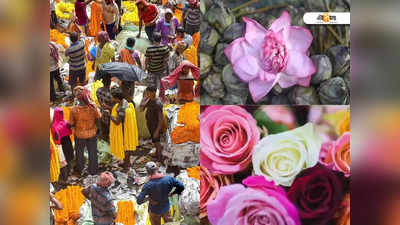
[65,32,86,89]
[145,32,170,100]
[182,0,200,35]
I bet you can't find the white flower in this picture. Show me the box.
[252,123,322,186]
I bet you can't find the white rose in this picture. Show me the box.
[252,123,322,186]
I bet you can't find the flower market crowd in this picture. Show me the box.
[49,0,201,225]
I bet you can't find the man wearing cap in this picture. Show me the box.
[175,26,193,47]
[137,162,185,225]
[82,172,117,225]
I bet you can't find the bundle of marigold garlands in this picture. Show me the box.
[200,105,350,225]
[54,186,85,225]
[121,1,140,26]
[171,102,200,144]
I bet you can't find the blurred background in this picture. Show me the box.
[0,0,400,224]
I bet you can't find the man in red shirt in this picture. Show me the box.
[136,0,159,43]
[74,0,95,35]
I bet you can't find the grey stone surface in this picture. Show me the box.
[289,86,320,105]
[202,72,226,98]
[311,55,333,85]
[318,77,349,104]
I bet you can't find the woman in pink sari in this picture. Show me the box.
[51,107,74,182]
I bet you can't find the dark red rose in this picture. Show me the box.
[288,164,343,225]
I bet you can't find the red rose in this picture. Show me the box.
[200,166,232,219]
[288,164,343,225]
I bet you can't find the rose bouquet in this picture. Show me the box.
[200,105,350,225]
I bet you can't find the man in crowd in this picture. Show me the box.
[136,0,159,43]
[101,0,120,40]
[94,31,115,70]
[50,42,65,103]
[70,86,101,177]
[74,0,95,35]
[137,162,185,225]
[65,32,86,90]
[96,76,114,142]
[82,172,116,225]
[145,32,170,101]
[139,87,164,162]
[182,0,200,35]
[168,41,186,73]
[155,8,179,46]
[118,37,142,68]
[176,26,192,47]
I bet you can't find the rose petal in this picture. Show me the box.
[284,26,313,52]
[249,77,279,102]
[242,16,268,49]
[269,11,291,33]
[207,184,246,225]
[284,50,316,78]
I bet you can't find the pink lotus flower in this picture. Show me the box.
[207,175,300,225]
[225,11,316,102]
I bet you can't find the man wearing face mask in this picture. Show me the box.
[155,9,179,46]
[100,0,120,40]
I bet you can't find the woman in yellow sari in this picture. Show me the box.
[107,87,139,172]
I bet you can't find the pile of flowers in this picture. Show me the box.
[54,186,85,225]
[55,1,74,20]
[121,1,140,26]
[171,102,200,144]
[187,166,200,180]
[200,105,350,225]
[50,29,68,49]
[115,201,136,225]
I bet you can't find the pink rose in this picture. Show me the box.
[200,106,260,174]
[200,166,232,219]
[319,132,350,176]
[207,176,300,225]
[225,11,316,102]
[260,105,296,129]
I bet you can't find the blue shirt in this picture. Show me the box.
[137,176,185,214]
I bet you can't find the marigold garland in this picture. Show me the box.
[116,201,136,225]
[110,102,139,160]
[171,102,200,144]
[50,132,60,183]
[91,80,104,107]
[56,2,74,20]
[192,32,200,49]
[50,29,68,49]
[177,102,200,130]
[121,1,140,26]
[88,2,106,37]
[187,166,200,180]
[54,186,85,225]
[184,45,198,67]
